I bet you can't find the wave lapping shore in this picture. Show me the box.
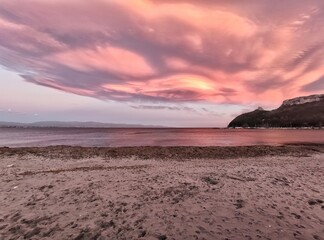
[0,145,323,240]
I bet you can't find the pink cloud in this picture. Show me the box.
[0,0,323,107]
[51,46,155,77]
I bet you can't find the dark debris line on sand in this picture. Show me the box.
[19,165,149,176]
[0,144,323,160]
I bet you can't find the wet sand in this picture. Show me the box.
[0,145,323,240]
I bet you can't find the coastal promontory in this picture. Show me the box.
[228,94,324,128]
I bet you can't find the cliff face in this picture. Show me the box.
[281,94,324,107]
[228,94,324,128]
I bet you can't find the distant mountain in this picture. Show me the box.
[228,94,324,128]
[0,121,165,128]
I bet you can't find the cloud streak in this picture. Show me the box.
[0,0,323,106]
[130,105,195,112]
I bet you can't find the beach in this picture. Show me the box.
[0,145,323,240]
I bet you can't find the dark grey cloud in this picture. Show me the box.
[130,105,196,112]
[246,76,291,93]
[302,76,324,92]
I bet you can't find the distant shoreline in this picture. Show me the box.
[0,126,323,130]
[0,126,171,129]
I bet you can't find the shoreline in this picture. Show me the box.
[1,144,324,160]
[1,126,324,130]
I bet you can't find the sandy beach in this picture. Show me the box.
[0,145,323,240]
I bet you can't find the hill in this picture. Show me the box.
[0,121,165,128]
[228,94,324,128]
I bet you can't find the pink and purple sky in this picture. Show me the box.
[0,0,324,127]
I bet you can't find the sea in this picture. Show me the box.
[0,128,323,147]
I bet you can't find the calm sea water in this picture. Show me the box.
[0,128,323,147]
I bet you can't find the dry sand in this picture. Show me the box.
[0,145,323,240]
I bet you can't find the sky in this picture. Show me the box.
[0,0,324,127]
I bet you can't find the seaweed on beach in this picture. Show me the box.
[0,144,323,160]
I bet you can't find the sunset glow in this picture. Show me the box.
[0,0,323,126]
